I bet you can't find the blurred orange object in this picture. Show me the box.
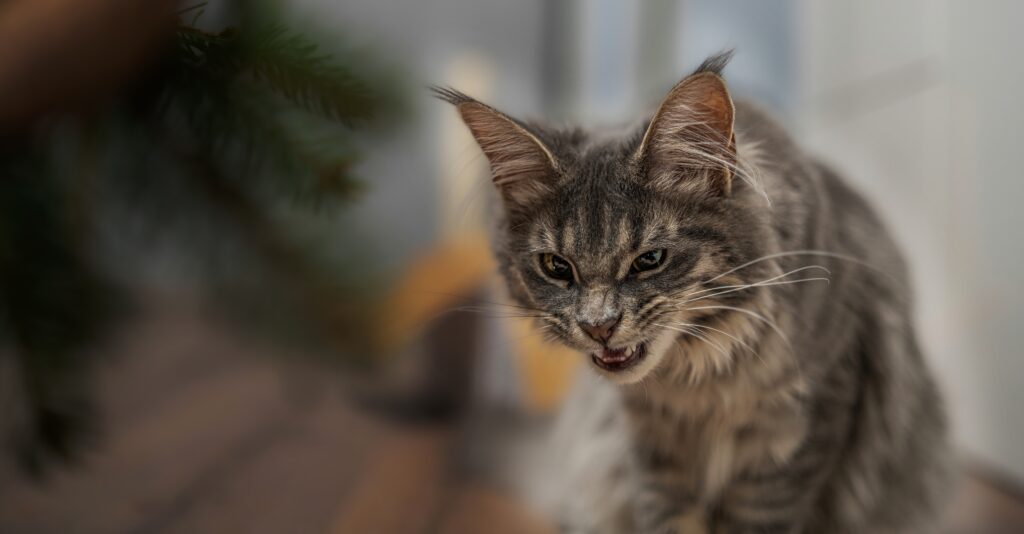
[378,233,578,412]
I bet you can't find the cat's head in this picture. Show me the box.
[439,52,778,385]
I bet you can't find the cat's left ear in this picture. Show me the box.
[637,56,737,197]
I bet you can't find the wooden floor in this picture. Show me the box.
[0,301,1021,534]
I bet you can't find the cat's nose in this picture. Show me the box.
[580,315,621,344]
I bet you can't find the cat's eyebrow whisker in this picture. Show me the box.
[683,304,791,347]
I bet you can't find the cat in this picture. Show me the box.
[435,51,954,534]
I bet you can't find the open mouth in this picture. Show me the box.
[591,343,647,372]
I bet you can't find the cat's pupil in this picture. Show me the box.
[632,249,665,273]
[542,253,574,281]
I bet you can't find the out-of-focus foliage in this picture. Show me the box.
[0,1,404,477]
[0,153,117,476]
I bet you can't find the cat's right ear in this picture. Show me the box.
[433,87,558,206]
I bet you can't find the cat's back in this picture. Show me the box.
[736,101,952,533]
[734,100,911,291]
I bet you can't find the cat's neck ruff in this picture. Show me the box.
[621,300,806,421]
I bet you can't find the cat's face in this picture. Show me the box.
[440,52,770,384]
[503,169,750,384]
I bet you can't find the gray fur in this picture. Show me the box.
[694,49,735,76]
[439,53,953,533]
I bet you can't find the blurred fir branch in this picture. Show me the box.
[0,2,405,477]
[0,147,118,477]
[161,19,400,207]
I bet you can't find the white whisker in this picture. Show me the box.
[663,324,730,360]
[691,265,831,298]
[684,305,791,347]
[704,250,888,285]
[671,143,771,205]
[663,321,763,363]
[679,277,831,306]
[451,306,549,319]
[415,291,544,313]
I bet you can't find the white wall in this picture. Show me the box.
[796,0,1024,481]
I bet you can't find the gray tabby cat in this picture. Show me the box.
[436,51,953,533]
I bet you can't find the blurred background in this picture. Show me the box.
[1,0,1022,533]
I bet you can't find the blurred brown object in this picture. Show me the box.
[0,295,557,534]
[0,0,178,132]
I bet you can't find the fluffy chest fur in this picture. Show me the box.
[624,326,809,501]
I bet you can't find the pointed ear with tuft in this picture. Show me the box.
[433,87,559,206]
[636,67,737,197]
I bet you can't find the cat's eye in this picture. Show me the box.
[540,253,574,282]
[631,249,666,274]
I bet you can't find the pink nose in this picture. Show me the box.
[580,316,620,344]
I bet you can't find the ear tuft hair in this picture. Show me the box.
[429,86,477,106]
[692,49,735,77]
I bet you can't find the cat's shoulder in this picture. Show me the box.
[734,99,797,151]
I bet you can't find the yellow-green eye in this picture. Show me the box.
[631,249,666,273]
[540,253,574,281]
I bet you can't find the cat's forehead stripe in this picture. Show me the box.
[616,217,631,251]
[599,199,612,250]
[561,219,577,253]
[579,200,595,253]
[630,209,645,250]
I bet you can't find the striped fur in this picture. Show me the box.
[440,52,953,533]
